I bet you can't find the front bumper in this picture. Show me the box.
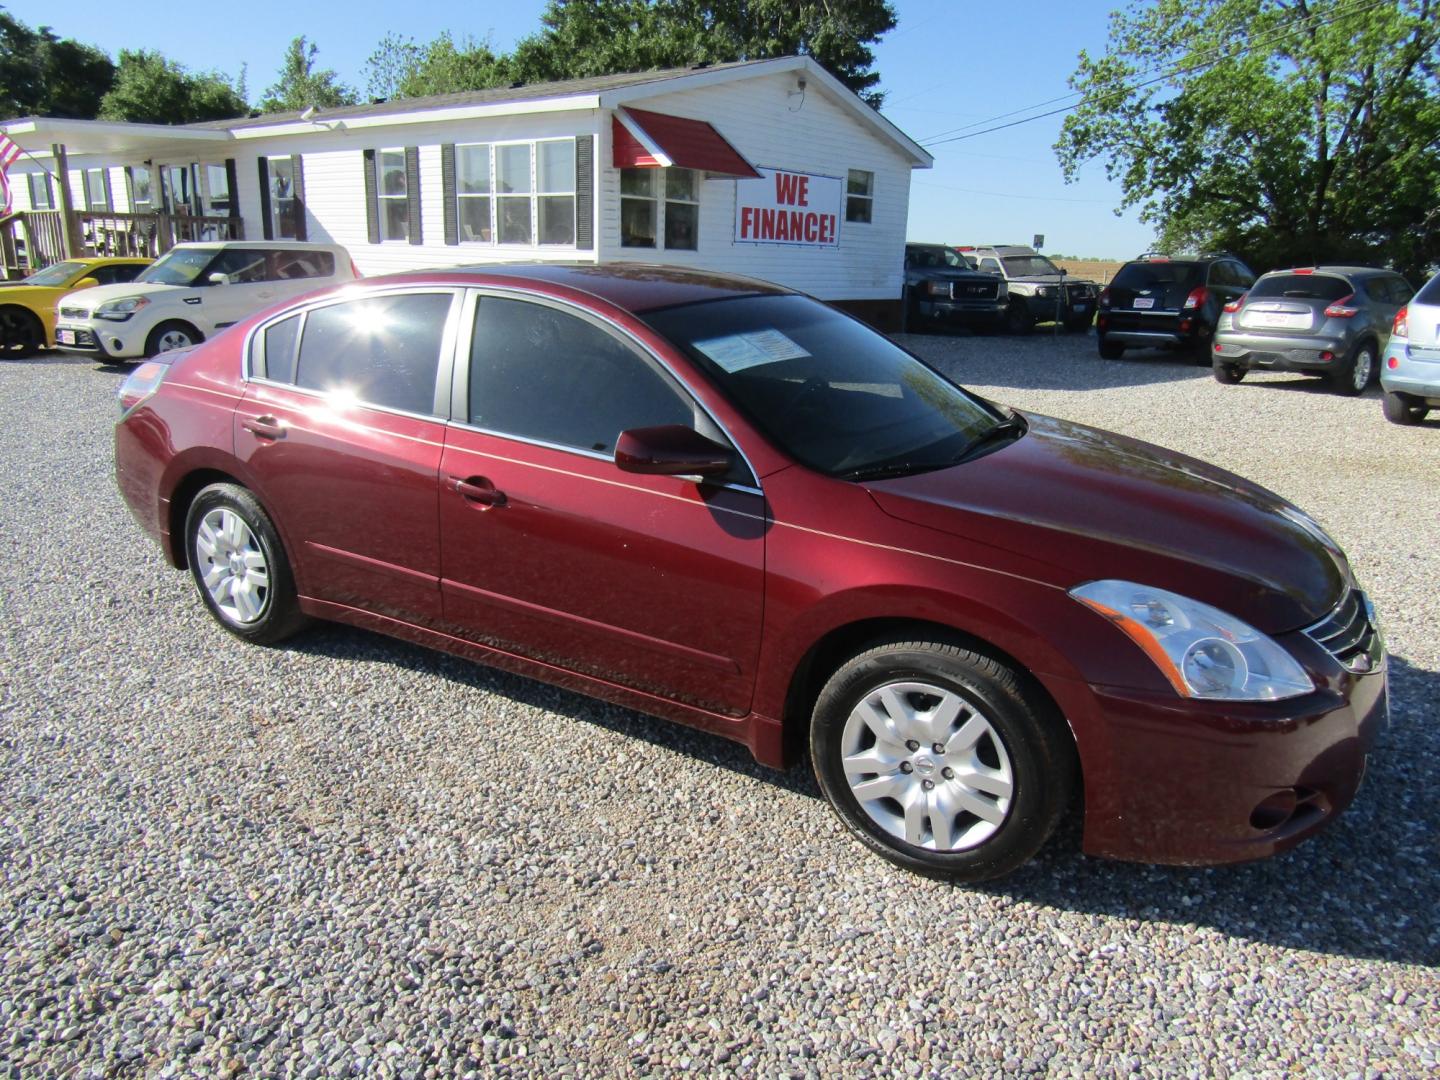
[918,299,1006,326]
[55,321,144,360]
[1021,293,1095,322]
[1214,331,1349,372]
[1045,644,1387,866]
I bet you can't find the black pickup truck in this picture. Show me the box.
[903,244,1008,331]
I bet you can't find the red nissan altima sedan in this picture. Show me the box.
[114,264,1386,881]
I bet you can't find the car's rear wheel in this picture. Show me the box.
[1098,338,1125,360]
[184,483,308,645]
[1212,361,1245,384]
[146,321,201,357]
[1382,390,1429,426]
[810,639,1075,882]
[1331,340,1377,396]
[0,306,43,359]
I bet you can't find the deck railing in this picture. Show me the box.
[1,209,243,278]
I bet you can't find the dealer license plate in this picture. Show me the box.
[1132,297,1154,309]
[56,329,75,345]
[1250,311,1311,329]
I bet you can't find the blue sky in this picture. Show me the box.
[12,0,1155,257]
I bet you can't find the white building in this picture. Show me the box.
[2,56,931,326]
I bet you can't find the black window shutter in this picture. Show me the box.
[291,155,308,241]
[440,143,458,246]
[224,158,240,220]
[575,135,594,251]
[363,149,380,244]
[101,169,114,211]
[257,159,273,240]
[405,146,422,246]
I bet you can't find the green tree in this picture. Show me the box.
[98,50,247,124]
[1055,0,1440,279]
[507,0,897,107]
[259,36,356,113]
[0,9,114,119]
[366,31,511,100]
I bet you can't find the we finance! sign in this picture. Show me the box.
[734,167,843,248]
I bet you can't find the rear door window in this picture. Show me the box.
[267,250,335,281]
[294,291,454,415]
[258,314,302,383]
[1414,275,1440,306]
[1250,274,1352,302]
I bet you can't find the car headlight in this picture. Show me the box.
[1009,283,1034,296]
[1070,580,1314,701]
[925,281,953,298]
[95,296,149,321]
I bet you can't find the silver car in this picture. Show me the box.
[1381,270,1440,425]
[1212,266,1413,395]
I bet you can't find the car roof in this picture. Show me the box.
[352,263,794,314]
[74,256,151,265]
[1260,266,1398,278]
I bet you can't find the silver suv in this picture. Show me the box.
[964,245,1100,334]
[1213,266,1413,395]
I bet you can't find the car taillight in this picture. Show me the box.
[1222,292,1247,314]
[117,360,170,418]
[1183,287,1208,310]
[1394,304,1408,337]
[1098,288,1111,309]
[1323,294,1359,318]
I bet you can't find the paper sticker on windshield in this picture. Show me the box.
[694,330,811,373]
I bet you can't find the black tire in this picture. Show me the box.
[810,638,1076,883]
[1004,301,1034,336]
[0,306,43,359]
[1330,339,1377,396]
[1212,361,1245,384]
[1098,338,1125,360]
[184,483,308,645]
[1382,390,1428,426]
[145,320,202,358]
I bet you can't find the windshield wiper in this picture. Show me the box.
[952,414,1028,465]
[839,459,952,482]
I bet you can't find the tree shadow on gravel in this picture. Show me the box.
[291,624,1438,968]
[988,652,1439,969]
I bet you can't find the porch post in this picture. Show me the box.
[51,144,83,258]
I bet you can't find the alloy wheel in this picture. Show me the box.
[157,328,195,352]
[839,681,1014,851]
[194,508,270,624]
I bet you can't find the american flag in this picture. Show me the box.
[0,130,23,215]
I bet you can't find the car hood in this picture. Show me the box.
[0,285,62,300]
[64,282,187,309]
[1009,273,1097,286]
[865,413,1347,632]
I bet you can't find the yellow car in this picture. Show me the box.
[0,257,153,358]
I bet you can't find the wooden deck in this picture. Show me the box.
[0,210,243,278]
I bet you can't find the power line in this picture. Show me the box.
[916,0,1392,148]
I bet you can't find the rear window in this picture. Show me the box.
[268,250,335,281]
[1250,274,1352,302]
[1412,275,1440,306]
[1110,261,1202,291]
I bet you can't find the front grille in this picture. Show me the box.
[958,282,998,300]
[1304,589,1381,673]
[59,306,89,320]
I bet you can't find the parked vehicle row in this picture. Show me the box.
[0,257,152,357]
[114,263,1387,883]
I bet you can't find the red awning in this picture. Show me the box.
[612,107,759,178]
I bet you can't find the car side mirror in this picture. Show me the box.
[207,272,230,286]
[615,425,732,480]
[74,276,100,290]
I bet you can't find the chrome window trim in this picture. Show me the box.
[457,284,762,491]
[242,284,465,419]
[242,375,452,429]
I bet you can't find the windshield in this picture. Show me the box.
[641,294,1004,478]
[137,248,217,286]
[1001,256,1062,277]
[907,247,970,270]
[21,261,87,287]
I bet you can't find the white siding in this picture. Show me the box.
[598,73,914,301]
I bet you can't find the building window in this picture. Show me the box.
[456,144,492,243]
[83,168,110,211]
[127,166,154,213]
[496,144,532,245]
[267,157,300,238]
[621,167,699,250]
[27,173,54,210]
[536,139,576,246]
[377,148,409,241]
[202,164,231,216]
[846,170,874,224]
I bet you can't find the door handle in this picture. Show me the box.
[452,476,507,507]
[242,415,286,440]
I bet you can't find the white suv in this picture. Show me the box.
[55,241,355,361]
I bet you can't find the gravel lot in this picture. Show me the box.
[1,332,1436,1078]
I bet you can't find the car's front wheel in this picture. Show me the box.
[146,321,202,357]
[1005,301,1034,336]
[810,638,1075,882]
[184,483,308,645]
[0,306,43,358]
